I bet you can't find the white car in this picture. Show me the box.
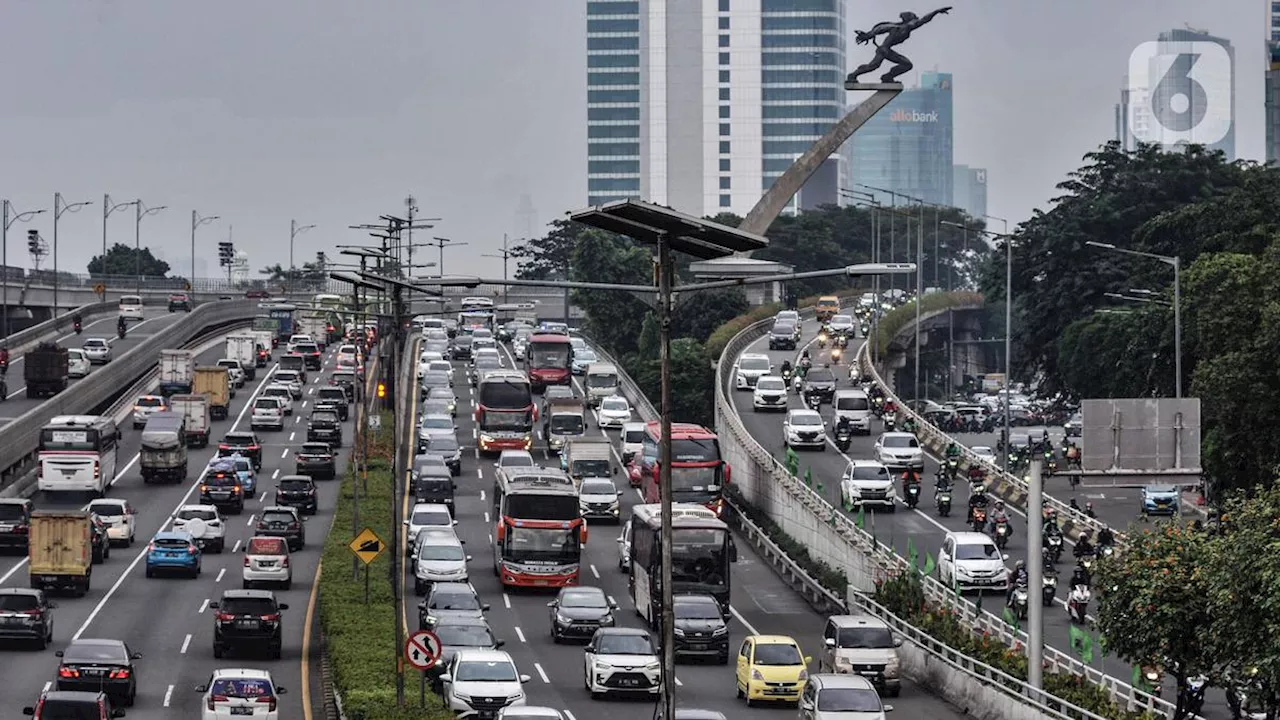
[82,338,112,364]
[497,708,566,720]
[874,432,924,471]
[826,314,857,336]
[616,519,632,572]
[595,395,632,428]
[87,498,136,546]
[273,371,304,399]
[405,502,457,549]
[173,504,227,553]
[972,445,997,463]
[287,333,313,350]
[751,375,789,412]
[735,353,773,390]
[132,394,167,428]
[260,385,295,414]
[584,628,662,698]
[783,408,827,449]
[337,343,361,363]
[440,649,530,716]
[495,449,536,473]
[426,359,453,382]
[579,477,622,521]
[196,668,286,720]
[620,422,646,462]
[938,531,1009,593]
[413,529,470,594]
[217,358,246,387]
[66,348,91,378]
[251,397,287,431]
[840,460,896,510]
[243,535,293,589]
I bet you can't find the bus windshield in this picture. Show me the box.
[671,438,719,463]
[480,409,532,430]
[479,379,532,410]
[670,466,721,502]
[504,494,579,520]
[503,526,580,563]
[40,428,100,451]
[529,345,570,370]
[671,528,728,587]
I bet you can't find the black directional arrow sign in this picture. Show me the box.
[348,527,386,566]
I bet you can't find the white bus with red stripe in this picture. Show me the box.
[37,416,121,495]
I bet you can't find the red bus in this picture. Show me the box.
[475,370,536,454]
[525,333,573,392]
[491,469,586,588]
[637,422,731,518]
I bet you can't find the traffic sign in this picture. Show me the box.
[93,283,105,295]
[405,630,442,670]
[348,527,386,566]
[368,414,382,430]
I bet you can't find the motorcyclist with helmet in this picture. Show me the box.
[780,359,793,378]
[967,484,990,523]
[945,442,961,461]
[987,499,1010,534]
[1074,530,1095,558]
[1084,501,1097,519]
[1007,560,1028,606]
[117,315,127,337]
[1071,560,1092,588]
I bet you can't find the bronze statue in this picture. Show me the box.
[847,7,951,85]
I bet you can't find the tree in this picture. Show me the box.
[87,243,170,278]
[671,289,748,343]
[1094,521,1217,720]
[511,219,588,280]
[260,261,327,282]
[569,230,651,356]
[627,338,715,428]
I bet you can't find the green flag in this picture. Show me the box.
[854,505,865,529]
[804,467,813,487]
[1002,604,1020,631]
[907,537,919,572]
[973,589,982,614]
[785,447,800,476]
[1069,625,1094,664]
[1132,666,1145,691]
[921,552,936,576]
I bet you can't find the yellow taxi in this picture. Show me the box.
[735,634,811,706]
[816,296,841,322]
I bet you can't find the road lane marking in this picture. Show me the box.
[232,539,241,553]
[534,662,550,683]
[590,564,599,579]
[198,598,209,613]
[514,626,526,643]
[247,514,256,526]
[180,633,191,654]
[163,684,174,707]
[503,593,511,609]
[215,568,225,583]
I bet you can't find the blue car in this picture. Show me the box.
[145,531,202,578]
[1141,484,1180,516]
[208,454,257,498]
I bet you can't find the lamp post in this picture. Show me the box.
[1085,241,1182,398]
[192,211,220,296]
[429,236,468,277]
[2,201,46,337]
[53,194,93,313]
[102,195,137,290]
[134,200,166,296]
[482,235,520,304]
[290,220,317,284]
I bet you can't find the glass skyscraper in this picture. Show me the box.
[952,165,987,219]
[846,71,954,207]
[585,0,846,216]
[1268,6,1280,163]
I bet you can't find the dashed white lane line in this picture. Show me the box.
[198,598,209,614]
[503,593,511,609]
[289,431,296,442]
[280,449,289,458]
[215,568,226,583]
[272,468,280,479]
[42,681,50,693]
[246,514,256,526]
[232,540,242,553]
[564,711,577,720]
[514,626,526,643]
[534,662,550,683]
[163,684,174,707]
[479,490,486,501]
[590,564,600,579]
[180,633,192,654]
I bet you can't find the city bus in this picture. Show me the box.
[457,309,495,334]
[627,503,736,621]
[524,333,573,392]
[638,422,731,518]
[491,469,586,588]
[37,416,121,495]
[475,370,536,454]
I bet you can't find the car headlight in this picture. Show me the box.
[673,628,685,637]
[425,615,437,625]
[595,661,613,672]
[712,626,728,636]
[480,434,494,444]
[556,613,572,625]
[452,691,472,702]
[645,661,661,672]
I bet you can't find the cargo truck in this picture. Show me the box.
[542,397,586,455]
[140,411,188,483]
[193,366,232,420]
[23,342,69,398]
[169,393,212,448]
[28,510,93,596]
[298,313,330,351]
[159,349,196,396]
[562,437,616,488]
[225,334,259,380]
[252,316,280,348]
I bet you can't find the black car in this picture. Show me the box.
[295,442,336,480]
[316,387,350,420]
[331,371,358,401]
[200,473,245,514]
[274,475,318,515]
[294,342,323,370]
[0,588,55,649]
[417,582,489,630]
[210,589,289,659]
[306,409,343,447]
[423,435,462,476]
[547,585,616,643]
[23,690,125,719]
[426,617,504,693]
[803,367,838,404]
[671,594,730,663]
[768,321,797,350]
[413,469,456,510]
[255,506,305,551]
[55,639,140,707]
[89,514,110,564]
[218,432,262,470]
[0,498,33,552]
[450,335,473,360]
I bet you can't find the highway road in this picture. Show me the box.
[0,334,355,718]
[2,308,186,422]
[730,317,1228,718]
[396,339,969,719]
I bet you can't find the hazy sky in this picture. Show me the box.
[0,1,1264,278]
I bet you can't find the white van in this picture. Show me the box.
[118,295,144,321]
[620,421,646,463]
[832,388,872,435]
[584,362,619,407]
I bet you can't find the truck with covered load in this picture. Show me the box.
[562,437,616,488]
[23,342,69,398]
[140,411,188,483]
[159,349,196,396]
[225,334,259,380]
[542,397,586,456]
[193,366,232,420]
[168,393,212,448]
[298,313,330,351]
[28,510,93,596]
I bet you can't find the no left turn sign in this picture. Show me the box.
[405,630,443,670]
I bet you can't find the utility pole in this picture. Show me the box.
[1027,459,1045,691]
[54,193,93,312]
[656,235,677,720]
[482,235,517,303]
[3,201,46,337]
[192,211,220,297]
[429,236,467,277]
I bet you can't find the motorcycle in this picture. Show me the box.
[945,456,960,479]
[807,393,822,410]
[1011,583,1029,621]
[970,506,987,533]
[836,334,849,349]
[1140,665,1163,695]
[1183,676,1207,716]
[831,347,843,363]
[782,368,793,385]
[1042,572,1058,606]
[993,519,1011,549]
[1044,534,1063,563]
[1067,584,1091,624]
[1098,544,1115,559]
[935,488,951,517]
[117,323,127,340]
[884,416,896,432]
[73,320,82,334]
[904,482,920,509]
[817,333,828,349]
[835,426,852,452]
[1077,552,1096,576]
[793,374,804,394]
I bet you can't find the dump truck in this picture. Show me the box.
[23,342,69,398]
[140,411,188,484]
[225,334,259,380]
[193,366,232,420]
[28,510,93,596]
[542,397,587,456]
[159,349,196,396]
[169,393,212,448]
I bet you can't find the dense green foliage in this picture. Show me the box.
[1095,486,1280,718]
[260,260,328,281]
[87,242,170,278]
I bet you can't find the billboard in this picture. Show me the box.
[1081,398,1201,473]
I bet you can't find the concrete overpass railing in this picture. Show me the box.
[714,299,1176,717]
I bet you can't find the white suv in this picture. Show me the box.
[243,535,293,590]
[839,460,895,511]
[584,627,662,699]
[260,385,295,414]
[783,409,827,450]
[873,432,923,471]
[251,397,287,431]
[938,531,1009,593]
[173,504,226,553]
[735,353,773,390]
[751,375,789,412]
[217,358,246,388]
[440,649,530,716]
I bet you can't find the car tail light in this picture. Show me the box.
[36,464,42,479]
[108,668,130,679]
[282,556,290,567]
[93,461,100,480]
[208,695,226,710]
[216,612,236,622]
[260,613,281,622]
[288,522,300,530]
[146,543,155,553]
[23,608,43,617]
[58,666,79,678]
[244,556,251,567]
[218,444,231,451]
[187,544,199,554]
[12,523,27,534]
[199,485,209,493]
[257,696,278,711]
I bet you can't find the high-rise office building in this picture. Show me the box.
[1267,7,1280,163]
[585,0,846,217]
[952,165,987,219]
[846,71,954,207]
[1117,28,1235,160]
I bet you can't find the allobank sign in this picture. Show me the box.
[890,109,939,123]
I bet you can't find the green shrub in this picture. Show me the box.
[875,574,1158,720]
[874,291,985,357]
[726,486,848,596]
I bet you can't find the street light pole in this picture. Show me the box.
[430,236,468,277]
[482,235,518,304]
[103,195,136,291]
[192,211,220,296]
[134,200,167,296]
[53,194,93,313]
[2,201,46,338]
[655,236,677,720]
[289,219,317,283]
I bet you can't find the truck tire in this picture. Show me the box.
[25,388,35,399]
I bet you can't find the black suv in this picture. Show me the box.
[802,367,838,404]
[331,371,357,401]
[295,442,336,480]
[0,588,55,649]
[768,321,797,350]
[254,506,305,551]
[316,386,349,420]
[218,432,262,470]
[0,498,33,552]
[670,593,730,663]
[274,476,318,515]
[413,471,456,511]
[295,342,322,370]
[306,410,343,447]
[200,473,246,515]
[210,589,289,659]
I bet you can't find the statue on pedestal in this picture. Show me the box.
[847,7,951,85]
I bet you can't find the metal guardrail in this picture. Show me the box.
[5,301,115,354]
[0,299,264,481]
[715,308,1178,717]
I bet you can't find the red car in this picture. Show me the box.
[244,289,270,299]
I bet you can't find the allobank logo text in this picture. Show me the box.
[890,109,939,122]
